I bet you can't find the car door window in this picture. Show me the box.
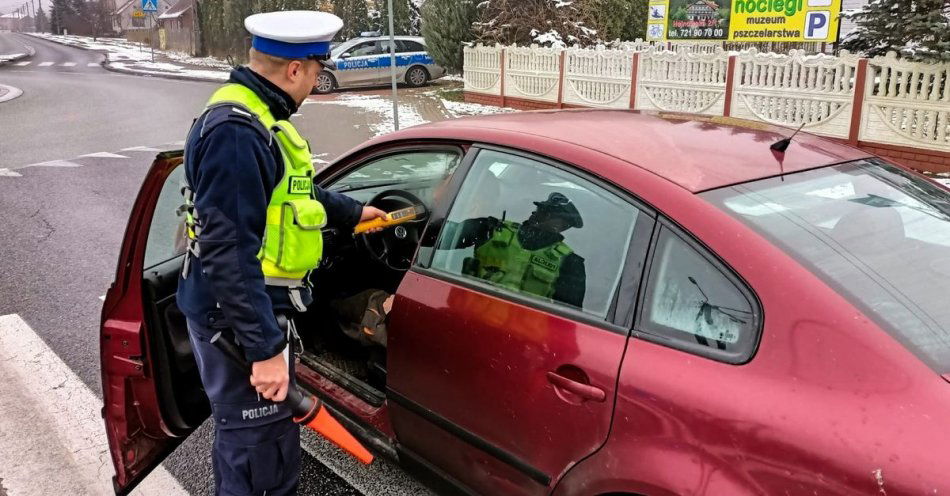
[347,41,379,57]
[397,40,425,53]
[430,149,640,319]
[144,165,188,269]
[639,227,760,363]
[328,150,461,205]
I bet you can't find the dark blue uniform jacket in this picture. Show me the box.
[177,67,362,363]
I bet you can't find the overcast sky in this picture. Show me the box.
[0,0,43,17]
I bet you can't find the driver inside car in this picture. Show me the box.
[443,192,588,308]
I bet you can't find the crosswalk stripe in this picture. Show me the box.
[79,151,130,159]
[62,62,76,67]
[87,62,99,67]
[14,61,30,66]
[121,145,163,152]
[38,61,53,66]
[0,314,187,495]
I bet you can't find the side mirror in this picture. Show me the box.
[340,52,351,59]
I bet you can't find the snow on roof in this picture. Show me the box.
[113,0,135,14]
[158,0,192,19]
[0,11,28,18]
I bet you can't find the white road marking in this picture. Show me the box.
[121,146,163,152]
[79,151,130,159]
[38,61,54,66]
[0,168,23,177]
[88,62,99,67]
[14,61,30,66]
[62,62,77,67]
[21,159,83,168]
[0,314,187,495]
[0,83,23,104]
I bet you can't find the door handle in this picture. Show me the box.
[546,371,606,402]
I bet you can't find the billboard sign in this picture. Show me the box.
[646,0,841,42]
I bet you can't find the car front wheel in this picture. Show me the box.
[314,72,336,94]
[405,66,429,88]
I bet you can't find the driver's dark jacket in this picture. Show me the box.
[177,67,362,363]
[442,217,587,308]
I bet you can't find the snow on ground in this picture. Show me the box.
[306,93,430,136]
[0,52,25,62]
[305,93,514,137]
[108,61,229,81]
[28,32,231,80]
[442,99,517,116]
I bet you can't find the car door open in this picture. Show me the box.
[101,151,209,495]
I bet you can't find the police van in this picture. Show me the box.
[315,33,446,94]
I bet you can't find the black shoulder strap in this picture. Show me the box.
[196,103,272,143]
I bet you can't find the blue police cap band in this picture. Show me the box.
[252,35,332,59]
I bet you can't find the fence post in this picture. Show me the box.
[499,47,507,108]
[848,58,869,146]
[629,52,641,110]
[723,54,737,117]
[557,49,566,108]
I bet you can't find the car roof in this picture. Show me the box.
[392,110,870,192]
[344,35,425,43]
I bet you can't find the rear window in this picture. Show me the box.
[703,159,950,373]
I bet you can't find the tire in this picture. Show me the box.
[405,66,429,88]
[314,72,337,94]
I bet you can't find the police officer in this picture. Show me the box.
[449,192,587,308]
[177,10,386,495]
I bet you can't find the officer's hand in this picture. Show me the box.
[360,206,388,234]
[250,353,289,402]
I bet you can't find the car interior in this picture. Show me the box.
[139,150,462,432]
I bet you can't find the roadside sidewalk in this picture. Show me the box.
[25,32,229,82]
[0,42,35,66]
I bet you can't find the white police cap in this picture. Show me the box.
[245,11,343,63]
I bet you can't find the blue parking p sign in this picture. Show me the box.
[142,0,157,12]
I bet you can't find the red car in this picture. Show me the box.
[102,110,950,495]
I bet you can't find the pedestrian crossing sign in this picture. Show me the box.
[142,0,157,12]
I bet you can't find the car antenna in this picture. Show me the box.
[770,122,806,153]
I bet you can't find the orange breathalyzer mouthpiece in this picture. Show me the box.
[302,405,375,465]
[353,206,421,234]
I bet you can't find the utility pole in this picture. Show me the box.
[387,0,399,131]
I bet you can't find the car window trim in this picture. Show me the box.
[414,145,481,268]
[412,265,629,335]
[610,214,657,329]
[414,144,657,333]
[316,143,467,189]
[633,217,764,365]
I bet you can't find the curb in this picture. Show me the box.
[0,41,36,67]
[99,61,226,83]
[22,32,227,83]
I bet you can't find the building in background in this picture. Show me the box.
[156,0,196,53]
[0,11,32,31]
[112,0,171,33]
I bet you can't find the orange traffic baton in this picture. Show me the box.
[210,331,375,465]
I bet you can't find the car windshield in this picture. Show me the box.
[703,158,950,373]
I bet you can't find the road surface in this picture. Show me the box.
[0,30,436,496]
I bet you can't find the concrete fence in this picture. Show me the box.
[463,44,950,173]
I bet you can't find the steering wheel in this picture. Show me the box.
[359,189,429,271]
